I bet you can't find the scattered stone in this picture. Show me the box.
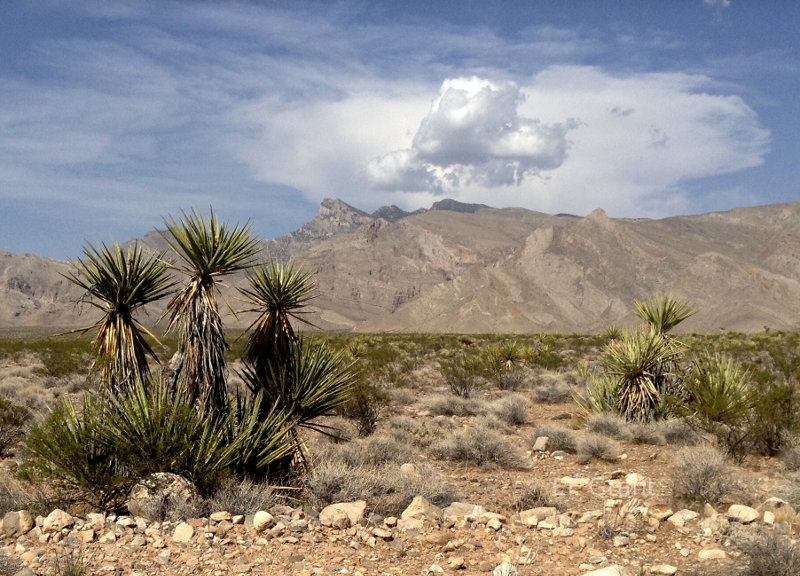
[492,562,518,576]
[667,509,699,528]
[253,511,275,531]
[449,556,466,570]
[319,507,350,529]
[581,566,629,576]
[172,522,194,543]
[531,436,549,452]
[400,463,422,479]
[647,505,674,522]
[727,504,760,524]
[127,473,196,519]
[519,507,559,527]
[650,565,677,575]
[42,509,74,533]
[2,511,34,537]
[698,548,727,560]
[559,477,590,489]
[401,496,442,522]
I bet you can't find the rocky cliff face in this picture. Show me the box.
[3,200,800,333]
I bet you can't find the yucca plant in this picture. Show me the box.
[634,293,695,335]
[241,338,356,467]
[604,329,684,422]
[161,208,260,413]
[64,242,175,392]
[239,261,316,366]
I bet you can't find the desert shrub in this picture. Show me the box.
[386,387,417,405]
[304,459,456,515]
[21,380,295,510]
[421,393,482,417]
[333,433,417,468]
[627,423,666,445]
[531,379,573,404]
[430,427,529,470]
[737,529,800,576]
[671,444,733,506]
[0,554,21,576]
[337,379,389,437]
[782,441,800,472]
[387,416,454,448]
[747,378,800,457]
[53,551,86,576]
[441,356,483,399]
[513,479,565,513]
[658,418,702,446]
[585,412,631,440]
[489,394,528,426]
[207,478,276,516]
[529,425,578,453]
[0,397,29,457]
[577,434,620,463]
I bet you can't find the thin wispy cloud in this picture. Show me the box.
[0,1,795,258]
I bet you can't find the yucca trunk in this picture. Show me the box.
[172,277,228,414]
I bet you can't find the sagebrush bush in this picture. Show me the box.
[513,480,564,513]
[421,393,482,417]
[585,412,631,440]
[737,529,800,576]
[0,397,28,457]
[303,459,457,515]
[627,423,666,445]
[658,418,701,446]
[333,433,418,468]
[207,478,276,516]
[531,377,573,404]
[430,427,529,470]
[529,425,578,453]
[671,444,733,506]
[577,434,620,463]
[489,394,528,426]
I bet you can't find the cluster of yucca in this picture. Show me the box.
[23,209,355,510]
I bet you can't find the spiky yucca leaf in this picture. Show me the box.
[64,242,174,392]
[683,353,754,425]
[573,373,620,417]
[161,208,260,413]
[241,338,356,435]
[240,262,316,364]
[634,293,695,334]
[604,329,683,422]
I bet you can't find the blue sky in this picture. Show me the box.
[1,0,798,259]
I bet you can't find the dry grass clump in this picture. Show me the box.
[207,478,276,516]
[488,393,528,426]
[531,375,573,404]
[628,422,667,445]
[658,418,702,446]
[513,479,566,513]
[527,425,578,453]
[585,412,631,440]
[430,427,529,470]
[332,432,418,468]
[0,554,21,576]
[385,415,454,448]
[737,528,800,576]
[386,387,417,406]
[421,393,483,417]
[303,459,457,515]
[671,444,734,506]
[576,434,620,463]
[781,439,800,472]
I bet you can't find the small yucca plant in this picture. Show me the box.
[64,242,175,392]
[634,293,694,335]
[161,208,260,413]
[239,261,316,366]
[604,329,684,423]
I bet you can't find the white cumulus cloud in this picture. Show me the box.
[365,77,575,192]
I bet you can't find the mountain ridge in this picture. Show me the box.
[2,199,800,333]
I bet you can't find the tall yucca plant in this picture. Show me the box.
[634,293,695,335]
[64,242,175,393]
[239,262,316,365]
[161,208,260,413]
[604,329,684,423]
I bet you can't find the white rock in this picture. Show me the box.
[698,548,726,560]
[493,562,519,576]
[727,504,760,524]
[531,436,549,452]
[401,496,442,522]
[650,566,677,575]
[252,511,274,531]
[42,509,74,533]
[580,565,629,576]
[171,522,194,543]
[667,509,699,528]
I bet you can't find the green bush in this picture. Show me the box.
[337,379,389,437]
[21,380,295,510]
[0,397,28,457]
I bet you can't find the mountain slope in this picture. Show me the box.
[2,200,800,334]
